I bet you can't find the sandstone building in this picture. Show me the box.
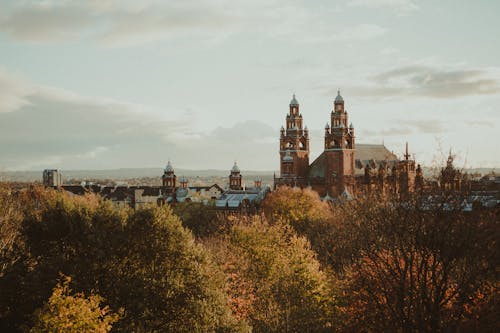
[274,92,421,198]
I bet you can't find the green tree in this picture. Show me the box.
[173,201,226,237]
[0,187,125,332]
[30,275,120,333]
[0,187,247,332]
[262,186,338,266]
[111,205,248,332]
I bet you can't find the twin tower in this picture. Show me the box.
[276,91,356,197]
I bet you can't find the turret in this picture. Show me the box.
[179,176,188,189]
[229,161,243,190]
[162,160,176,193]
[323,90,356,197]
[278,94,310,183]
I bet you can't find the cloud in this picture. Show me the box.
[347,0,419,15]
[208,120,276,143]
[0,69,280,170]
[347,65,500,99]
[0,1,235,45]
[0,69,35,113]
[0,0,387,46]
[361,119,445,138]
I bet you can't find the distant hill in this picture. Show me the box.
[0,168,279,183]
[0,167,496,183]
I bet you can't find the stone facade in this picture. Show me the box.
[274,92,419,198]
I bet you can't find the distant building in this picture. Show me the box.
[188,184,224,200]
[274,92,419,198]
[229,161,243,190]
[215,163,270,213]
[440,150,463,191]
[43,169,63,187]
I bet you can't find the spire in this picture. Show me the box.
[335,89,344,103]
[405,142,410,160]
[290,93,299,106]
[165,160,174,172]
[231,160,240,173]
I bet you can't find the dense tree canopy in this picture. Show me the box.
[207,218,335,333]
[0,186,246,333]
[0,184,498,332]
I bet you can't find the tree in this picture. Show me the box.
[0,187,247,332]
[30,275,120,333]
[262,186,338,266]
[0,186,125,332]
[110,205,248,332]
[331,194,499,332]
[262,187,331,226]
[208,217,335,333]
[173,202,226,237]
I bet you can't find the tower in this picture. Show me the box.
[440,150,462,191]
[323,90,355,196]
[229,161,243,190]
[43,169,63,187]
[254,176,262,188]
[279,94,310,185]
[397,142,416,195]
[162,161,176,194]
[179,176,188,189]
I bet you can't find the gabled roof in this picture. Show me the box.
[355,144,398,161]
[188,184,224,192]
[309,144,399,178]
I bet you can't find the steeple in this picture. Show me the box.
[179,175,188,189]
[277,93,310,185]
[323,90,356,197]
[162,160,176,192]
[335,89,344,104]
[326,89,353,149]
[229,161,242,190]
[405,142,410,160]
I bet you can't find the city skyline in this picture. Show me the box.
[0,0,499,171]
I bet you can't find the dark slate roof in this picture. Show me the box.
[61,185,87,195]
[139,187,162,196]
[308,151,327,178]
[188,184,224,192]
[355,144,398,161]
[308,144,399,178]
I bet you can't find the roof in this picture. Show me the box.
[335,90,344,103]
[308,144,399,178]
[215,188,270,209]
[61,185,87,195]
[231,161,240,173]
[137,187,162,196]
[355,144,397,161]
[165,160,174,172]
[188,183,224,193]
[290,94,299,106]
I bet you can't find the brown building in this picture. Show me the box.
[229,161,243,190]
[439,150,463,191]
[274,92,419,198]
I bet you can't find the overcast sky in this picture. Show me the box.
[0,0,499,171]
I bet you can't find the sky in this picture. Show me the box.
[0,0,499,171]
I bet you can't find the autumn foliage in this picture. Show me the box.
[0,184,498,332]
